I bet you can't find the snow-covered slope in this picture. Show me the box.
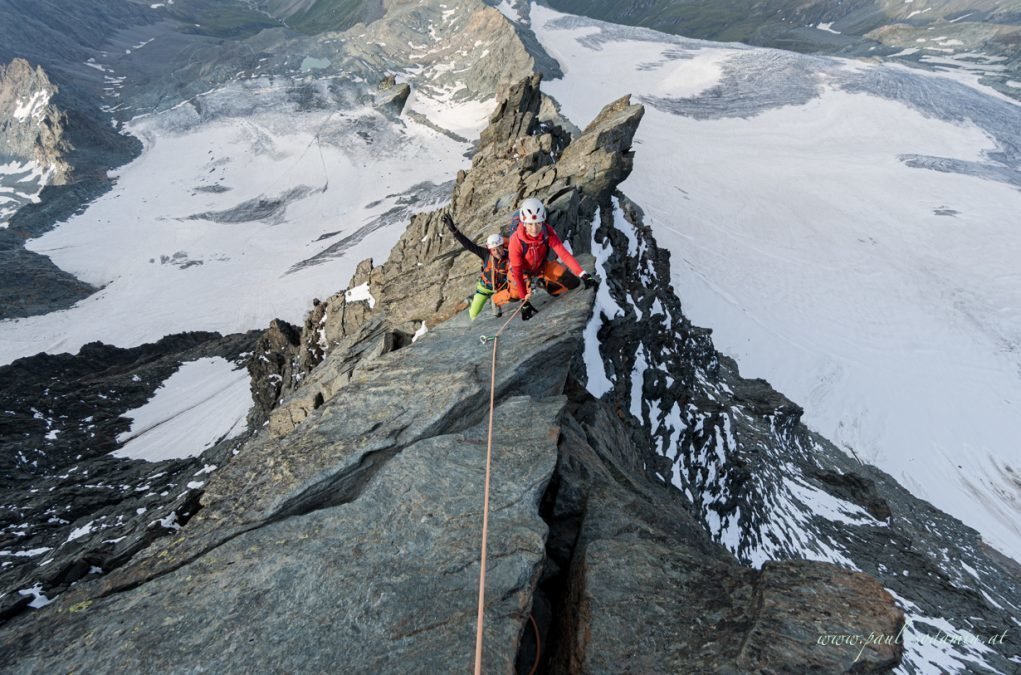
[0,0,538,363]
[0,160,54,228]
[532,5,1021,564]
[0,83,480,365]
[113,356,250,462]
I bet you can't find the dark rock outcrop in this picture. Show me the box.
[0,330,259,622]
[375,81,411,115]
[246,318,302,428]
[551,392,904,671]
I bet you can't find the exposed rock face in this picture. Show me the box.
[0,60,141,319]
[0,331,259,621]
[551,393,903,671]
[0,282,591,674]
[0,0,1014,670]
[1,76,910,674]
[0,283,904,674]
[246,318,303,428]
[0,59,69,184]
[375,81,411,115]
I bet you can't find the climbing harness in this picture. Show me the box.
[474,248,509,294]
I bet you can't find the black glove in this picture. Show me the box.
[520,301,537,321]
[442,213,454,230]
[582,273,601,289]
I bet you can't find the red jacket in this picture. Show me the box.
[508,223,584,292]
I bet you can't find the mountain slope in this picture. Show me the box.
[0,1,1018,672]
[528,7,1021,672]
[0,83,907,673]
[0,0,534,356]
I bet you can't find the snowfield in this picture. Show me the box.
[0,78,489,366]
[0,159,54,229]
[113,357,251,462]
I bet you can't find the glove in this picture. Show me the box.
[442,213,454,230]
[582,273,601,289]
[520,301,537,321]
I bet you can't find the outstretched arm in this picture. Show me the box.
[443,213,487,260]
[546,228,585,277]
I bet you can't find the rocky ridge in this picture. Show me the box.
[254,74,637,435]
[0,2,1013,671]
[1,75,909,673]
[0,58,69,185]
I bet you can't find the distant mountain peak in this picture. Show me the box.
[0,58,70,185]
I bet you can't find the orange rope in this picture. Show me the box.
[473,300,525,675]
[528,613,541,675]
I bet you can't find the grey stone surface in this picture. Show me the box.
[1,395,562,675]
[0,279,594,673]
[549,394,904,673]
[0,59,69,182]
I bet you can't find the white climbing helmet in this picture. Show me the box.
[486,233,504,248]
[518,197,546,225]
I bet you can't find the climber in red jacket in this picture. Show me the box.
[495,197,600,321]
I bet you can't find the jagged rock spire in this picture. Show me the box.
[249,75,644,430]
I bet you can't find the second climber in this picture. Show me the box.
[443,212,509,320]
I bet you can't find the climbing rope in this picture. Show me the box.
[473,300,526,675]
[528,613,541,675]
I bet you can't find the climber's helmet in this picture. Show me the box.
[518,198,546,230]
